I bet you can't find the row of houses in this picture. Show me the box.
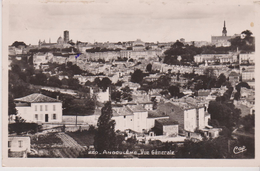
[13,93,212,136]
[194,52,254,64]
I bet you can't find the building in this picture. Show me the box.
[211,21,232,47]
[157,101,208,134]
[64,30,69,43]
[90,87,110,103]
[239,52,255,64]
[154,119,179,136]
[112,105,148,132]
[33,52,54,69]
[242,69,254,81]
[38,31,71,49]
[194,53,238,64]
[132,39,145,51]
[228,71,240,85]
[14,93,62,123]
[8,136,30,158]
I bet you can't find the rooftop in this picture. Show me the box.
[156,119,178,125]
[14,93,61,103]
[126,105,147,113]
[148,110,169,118]
[113,106,133,117]
[229,71,239,77]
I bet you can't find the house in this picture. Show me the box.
[90,87,110,103]
[33,52,54,69]
[126,105,148,132]
[8,136,30,158]
[239,52,255,64]
[242,69,254,81]
[147,110,170,130]
[112,106,135,131]
[228,71,240,85]
[132,39,145,51]
[157,101,208,134]
[14,93,62,123]
[112,105,148,132]
[154,119,179,137]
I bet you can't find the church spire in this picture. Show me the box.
[222,20,227,36]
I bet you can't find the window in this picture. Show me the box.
[8,141,11,147]
[124,115,126,119]
[172,109,174,112]
[53,114,56,120]
[45,105,48,111]
[35,114,38,120]
[35,105,37,111]
[18,140,23,148]
[40,105,42,111]
[53,105,55,111]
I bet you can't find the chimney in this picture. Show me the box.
[56,95,59,100]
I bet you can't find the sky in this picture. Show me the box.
[8,0,256,45]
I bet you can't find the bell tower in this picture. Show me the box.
[222,21,227,36]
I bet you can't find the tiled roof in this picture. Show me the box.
[113,106,133,117]
[148,110,168,118]
[14,93,61,103]
[126,105,147,113]
[156,119,178,125]
[229,71,239,76]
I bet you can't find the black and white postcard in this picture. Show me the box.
[2,0,260,167]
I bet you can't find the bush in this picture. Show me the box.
[9,123,42,135]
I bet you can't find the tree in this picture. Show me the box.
[131,69,143,83]
[241,114,254,133]
[175,137,229,158]
[94,101,116,154]
[204,67,216,79]
[111,90,122,102]
[216,73,227,88]
[229,30,255,52]
[168,86,180,98]
[121,86,133,102]
[146,63,152,72]
[47,76,62,87]
[208,101,241,130]
[157,75,171,87]
[235,82,250,92]
[100,77,112,91]
[8,93,17,122]
[67,78,81,90]
[30,73,47,86]
[11,41,27,48]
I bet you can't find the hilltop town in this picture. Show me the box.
[8,22,255,158]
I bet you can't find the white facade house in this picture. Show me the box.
[33,52,54,69]
[184,107,205,132]
[8,136,30,152]
[14,93,62,123]
[112,105,149,132]
[8,136,30,158]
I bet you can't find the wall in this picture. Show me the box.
[62,115,98,126]
[113,115,134,131]
[8,137,30,152]
[30,102,62,123]
[198,108,205,129]
[163,125,178,137]
[146,118,155,130]
[133,111,148,132]
[184,109,197,132]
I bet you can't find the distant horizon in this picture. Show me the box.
[8,0,255,45]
